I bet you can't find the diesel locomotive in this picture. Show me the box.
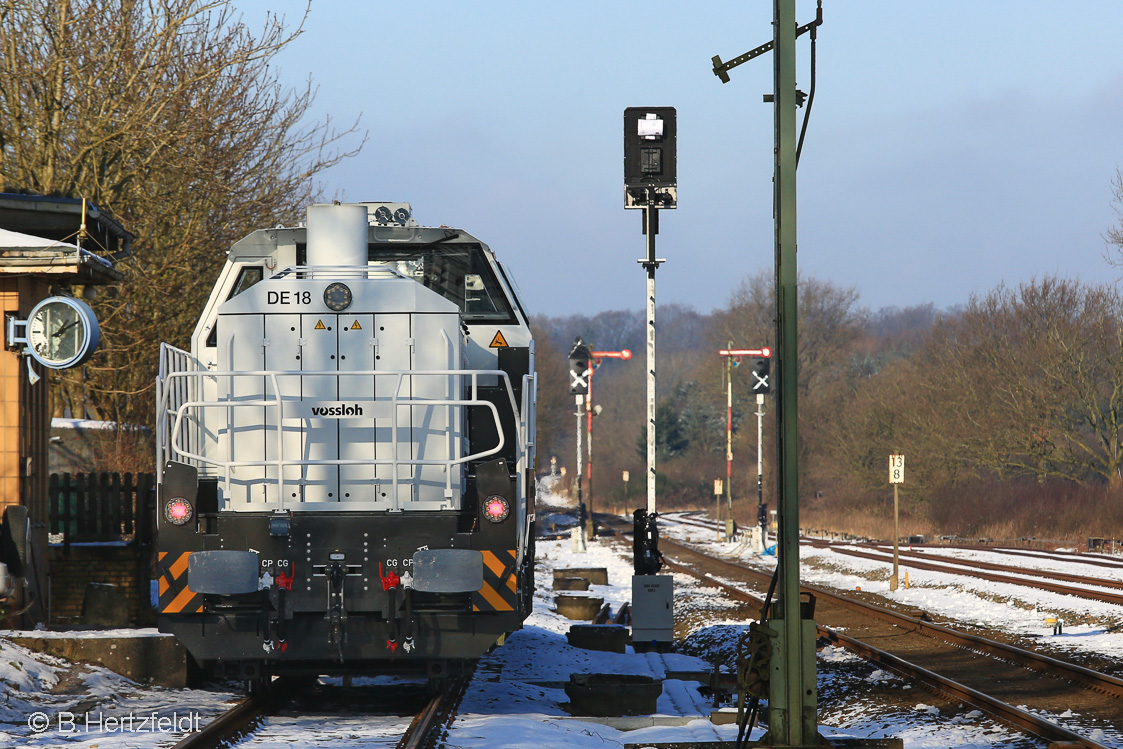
[155,203,536,682]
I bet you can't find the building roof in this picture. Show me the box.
[0,194,130,284]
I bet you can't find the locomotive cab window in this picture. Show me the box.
[206,265,264,347]
[229,265,264,298]
[369,243,514,323]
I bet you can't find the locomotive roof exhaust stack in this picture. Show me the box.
[307,203,368,267]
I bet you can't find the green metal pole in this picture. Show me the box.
[769,0,817,745]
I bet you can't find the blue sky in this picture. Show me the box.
[232,1,1123,318]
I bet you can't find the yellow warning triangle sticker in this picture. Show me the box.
[489,330,509,348]
[350,320,362,330]
[314,320,326,330]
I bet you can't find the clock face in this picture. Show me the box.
[323,282,353,312]
[25,297,100,369]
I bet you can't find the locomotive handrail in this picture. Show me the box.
[271,265,409,281]
[515,370,536,567]
[156,365,526,511]
[156,343,204,482]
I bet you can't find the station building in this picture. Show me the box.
[0,193,130,624]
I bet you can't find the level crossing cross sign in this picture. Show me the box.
[569,367,588,393]
[750,360,770,393]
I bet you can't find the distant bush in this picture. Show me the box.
[798,477,1123,545]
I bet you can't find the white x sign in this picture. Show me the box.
[751,371,769,390]
[570,369,589,389]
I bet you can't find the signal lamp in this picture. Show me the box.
[483,495,510,523]
[165,498,193,526]
[568,338,592,395]
[750,357,771,394]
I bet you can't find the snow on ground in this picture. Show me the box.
[660,510,1123,661]
[440,489,1032,748]
[895,545,1123,582]
[2,487,1122,746]
[0,634,236,747]
[791,540,1123,660]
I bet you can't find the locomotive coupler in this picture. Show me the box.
[402,586,415,653]
[326,561,348,657]
[259,565,295,654]
[379,562,402,653]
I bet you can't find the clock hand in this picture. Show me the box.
[53,320,79,337]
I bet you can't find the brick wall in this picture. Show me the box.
[48,545,155,626]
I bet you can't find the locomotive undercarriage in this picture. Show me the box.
[160,509,531,678]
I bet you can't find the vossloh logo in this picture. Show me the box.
[310,403,363,417]
[289,401,373,419]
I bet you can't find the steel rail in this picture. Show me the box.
[170,690,273,749]
[397,675,471,749]
[821,628,1111,749]
[840,543,1123,591]
[657,554,1113,749]
[601,515,1123,743]
[906,543,1123,571]
[804,534,1123,571]
[173,673,470,749]
[656,537,1123,699]
[828,545,1123,606]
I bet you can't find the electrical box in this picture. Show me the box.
[624,107,677,209]
[750,526,765,554]
[631,573,674,647]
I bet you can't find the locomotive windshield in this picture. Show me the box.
[368,242,515,323]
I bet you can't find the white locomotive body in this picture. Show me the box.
[155,204,536,680]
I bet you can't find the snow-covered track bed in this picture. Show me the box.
[897,543,1123,572]
[662,551,1119,748]
[823,545,1123,604]
[173,676,466,749]
[602,514,1123,747]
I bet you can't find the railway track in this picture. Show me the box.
[662,541,1122,746]
[665,514,1123,608]
[825,544,1123,604]
[601,514,1123,747]
[170,675,469,749]
[906,543,1123,571]
[848,541,1123,579]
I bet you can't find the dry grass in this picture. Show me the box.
[797,478,1123,547]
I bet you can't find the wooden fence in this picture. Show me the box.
[48,472,155,545]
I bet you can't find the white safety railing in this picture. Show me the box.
[156,343,204,482]
[155,348,531,512]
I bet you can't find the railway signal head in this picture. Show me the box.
[624,107,677,209]
[750,357,771,394]
[569,337,591,395]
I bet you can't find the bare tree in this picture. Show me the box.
[1105,168,1123,266]
[868,278,1123,489]
[528,322,572,467]
[0,0,364,434]
[713,271,866,394]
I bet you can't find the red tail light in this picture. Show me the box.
[483,495,509,523]
[165,498,193,525]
